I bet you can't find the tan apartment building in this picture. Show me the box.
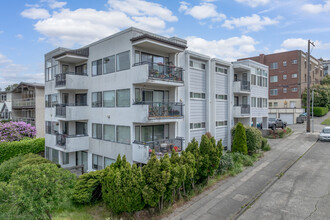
[239,50,323,124]
[11,82,45,137]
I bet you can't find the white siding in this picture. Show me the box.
[189,68,206,92]
[190,129,206,143]
[216,74,228,94]
[216,101,228,121]
[215,127,228,146]
[190,100,206,122]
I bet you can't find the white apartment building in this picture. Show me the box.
[44,27,268,172]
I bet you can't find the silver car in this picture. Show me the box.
[319,127,330,141]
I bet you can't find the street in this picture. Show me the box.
[165,113,329,220]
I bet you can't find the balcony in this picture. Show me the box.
[56,134,89,152]
[55,103,89,121]
[233,81,250,93]
[12,117,35,126]
[55,72,89,90]
[233,104,250,117]
[133,137,184,164]
[12,98,35,108]
[134,101,184,121]
[133,62,184,87]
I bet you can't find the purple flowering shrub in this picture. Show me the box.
[0,121,36,142]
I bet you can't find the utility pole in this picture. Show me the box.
[306,40,315,133]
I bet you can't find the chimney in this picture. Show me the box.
[259,54,265,64]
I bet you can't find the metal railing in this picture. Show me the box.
[241,104,250,114]
[56,133,88,148]
[134,101,184,118]
[55,103,88,117]
[12,98,35,108]
[12,117,35,126]
[133,61,183,82]
[55,72,88,87]
[240,81,250,91]
[134,137,184,157]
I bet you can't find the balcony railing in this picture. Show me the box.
[55,103,88,117]
[12,117,35,126]
[134,137,184,158]
[55,72,88,87]
[56,133,88,148]
[240,104,250,114]
[240,81,250,91]
[12,98,35,108]
[134,101,184,119]
[133,61,183,82]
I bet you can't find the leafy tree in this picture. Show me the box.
[232,123,248,155]
[102,155,145,213]
[181,151,196,192]
[302,85,330,108]
[5,84,18,92]
[245,127,262,154]
[142,151,170,210]
[321,75,330,85]
[4,163,76,219]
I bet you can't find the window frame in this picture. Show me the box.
[103,90,115,108]
[116,50,130,72]
[92,123,102,140]
[103,124,116,142]
[92,92,102,108]
[103,55,116,74]
[92,59,102,76]
[116,125,131,145]
[116,89,130,107]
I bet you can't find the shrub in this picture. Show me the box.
[72,170,103,205]
[278,130,285,138]
[245,127,262,154]
[218,153,234,175]
[0,121,36,142]
[232,123,248,155]
[0,153,51,182]
[313,107,328,117]
[231,152,253,167]
[261,138,271,151]
[0,138,45,164]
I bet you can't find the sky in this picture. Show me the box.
[0,0,330,90]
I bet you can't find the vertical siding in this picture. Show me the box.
[215,127,228,146]
[189,129,206,144]
[216,101,228,121]
[190,68,206,92]
[216,74,228,94]
[190,100,206,122]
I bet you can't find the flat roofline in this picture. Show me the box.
[234,59,269,69]
[130,34,187,50]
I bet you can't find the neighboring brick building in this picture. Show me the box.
[239,50,324,109]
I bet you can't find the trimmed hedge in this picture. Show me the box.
[313,107,328,117]
[232,125,262,154]
[232,123,248,155]
[0,138,45,164]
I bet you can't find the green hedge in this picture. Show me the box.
[313,107,328,117]
[0,138,45,164]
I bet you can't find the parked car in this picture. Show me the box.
[264,118,287,130]
[319,127,330,141]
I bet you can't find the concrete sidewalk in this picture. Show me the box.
[164,131,319,220]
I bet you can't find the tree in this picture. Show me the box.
[5,84,18,92]
[181,151,196,191]
[4,163,76,219]
[198,135,211,182]
[302,85,330,108]
[321,75,330,85]
[232,123,248,155]
[185,138,200,186]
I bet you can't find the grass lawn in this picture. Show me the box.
[321,117,330,125]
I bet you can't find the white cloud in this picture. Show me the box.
[186,35,258,61]
[179,2,226,22]
[274,48,288,53]
[21,8,50,19]
[301,1,330,14]
[222,14,281,32]
[40,0,67,9]
[280,38,330,50]
[235,0,270,7]
[16,34,23,39]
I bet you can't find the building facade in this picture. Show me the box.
[11,82,45,137]
[0,91,12,120]
[44,27,268,172]
[323,60,330,76]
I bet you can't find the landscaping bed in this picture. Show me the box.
[266,127,293,139]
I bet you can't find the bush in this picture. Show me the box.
[313,107,328,117]
[261,138,271,151]
[72,170,103,205]
[245,127,262,154]
[231,152,254,167]
[0,154,51,182]
[218,153,234,175]
[0,138,45,164]
[232,123,248,155]
[0,121,36,142]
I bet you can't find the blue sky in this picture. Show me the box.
[0,0,330,90]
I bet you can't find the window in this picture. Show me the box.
[270,89,278,96]
[216,121,227,127]
[190,60,206,70]
[274,102,278,107]
[251,97,256,107]
[92,154,103,170]
[292,88,298,92]
[190,92,205,99]
[104,157,115,168]
[283,75,287,80]
[135,88,141,102]
[62,152,69,165]
[75,64,87,75]
[292,59,297,64]
[76,122,87,135]
[45,94,57,107]
[116,51,130,71]
[190,122,206,130]
[92,59,102,76]
[116,89,130,107]
[257,76,262,86]
[52,149,59,164]
[270,76,278,83]
[45,60,52,81]
[103,55,115,74]
[283,88,287,93]
[45,147,50,160]
[103,124,115,142]
[269,102,272,108]
[135,126,140,142]
[45,121,52,134]
[270,62,278,70]
[117,126,130,144]
[262,98,267,108]
[215,94,227,100]
[251,74,256,85]
[215,66,227,74]
[103,90,115,107]
[92,92,102,107]
[263,78,267,87]
[189,60,193,67]
[257,98,262,108]
[92,123,102,139]
[292,73,297,78]
[283,61,287,66]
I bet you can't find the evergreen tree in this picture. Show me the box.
[185,138,202,185]
[198,135,211,182]
[181,151,196,190]
[232,122,248,155]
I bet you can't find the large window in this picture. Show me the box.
[62,152,69,165]
[52,149,59,164]
[104,157,115,168]
[292,59,297,64]
[75,64,87,75]
[215,66,227,74]
[116,51,130,71]
[257,98,262,108]
[92,92,102,107]
[251,97,256,107]
[270,89,278,96]
[92,123,102,139]
[92,154,103,170]
[103,124,115,142]
[270,62,278,70]
[103,55,115,74]
[270,76,278,83]
[76,122,87,135]
[103,90,115,107]
[45,59,52,81]
[292,73,297,78]
[251,74,256,85]
[45,94,58,107]
[92,59,102,76]
[116,89,130,107]
[262,98,267,108]
[116,126,130,144]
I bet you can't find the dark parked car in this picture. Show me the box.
[264,118,287,130]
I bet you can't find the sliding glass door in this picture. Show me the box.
[140,125,168,143]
